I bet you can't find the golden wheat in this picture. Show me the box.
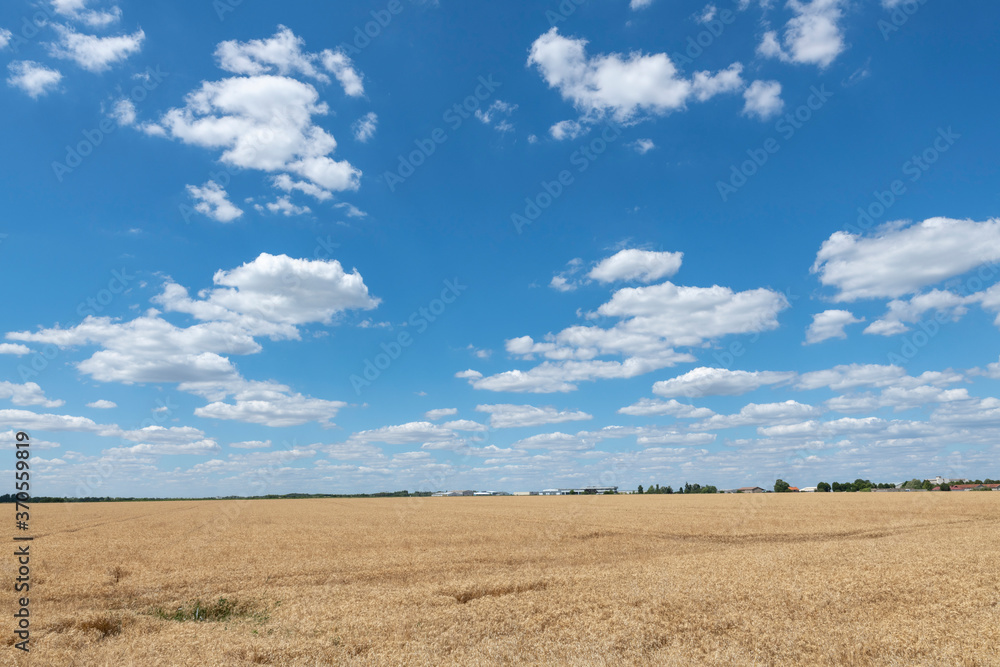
[4,493,999,666]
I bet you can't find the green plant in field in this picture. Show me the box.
[151,597,269,623]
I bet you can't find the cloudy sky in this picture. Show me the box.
[2,0,998,496]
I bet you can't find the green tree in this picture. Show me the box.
[637,484,644,494]
[774,479,790,493]
[664,485,673,494]
[940,483,951,491]
[816,482,831,492]
[700,485,718,494]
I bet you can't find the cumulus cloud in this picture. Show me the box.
[863,290,974,336]
[0,29,12,50]
[0,382,64,408]
[527,28,744,125]
[653,367,796,398]
[691,400,822,430]
[145,27,367,207]
[110,98,136,126]
[187,181,243,223]
[48,24,145,72]
[229,440,271,449]
[630,138,655,154]
[805,309,864,344]
[475,100,517,132]
[742,80,783,120]
[0,344,31,356]
[104,440,221,456]
[475,403,593,429]
[587,249,683,284]
[757,0,847,68]
[424,408,458,421]
[195,382,346,427]
[812,218,1000,301]
[86,399,117,409]
[7,254,376,428]
[348,421,457,445]
[617,398,715,418]
[463,261,788,393]
[7,61,63,98]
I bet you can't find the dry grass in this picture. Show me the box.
[5,493,999,665]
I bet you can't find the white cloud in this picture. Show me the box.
[587,249,683,284]
[0,382,64,408]
[475,403,593,429]
[7,61,63,98]
[48,24,144,72]
[464,269,788,393]
[154,252,379,336]
[653,367,796,398]
[812,218,1000,301]
[229,440,272,449]
[353,111,378,142]
[795,364,962,392]
[110,98,136,126]
[441,419,487,432]
[147,30,365,198]
[697,4,718,23]
[630,0,655,9]
[425,408,458,421]
[119,425,207,444]
[0,344,31,356]
[348,421,456,445]
[630,138,655,154]
[475,100,517,132]
[86,399,117,409]
[863,290,973,336]
[51,0,122,27]
[617,398,715,418]
[104,440,221,456]
[272,174,332,201]
[691,63,744,102]
[0,410,114,434]
[549,119,584,141]
[692,400,822,430]
[258,196,311,217]
[805,309,864,344]
[0,29,12,50]
[742,80,784,120]
[757,0,847,68]
[320,49,364,97]
[510,432,593,451]
[187,181,243,223]
[195,383,345,427]
[527,28,743,124]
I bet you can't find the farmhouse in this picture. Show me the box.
[738,487,765,493]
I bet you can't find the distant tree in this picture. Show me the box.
[664,485,674,494]
[774,479,790,493]
[700,485,718,494]
[940,483,951,491]
[691,483,702,493]
[851,479,872,492]
[637,484,644,494]
[816,482,831,492]
[921,480,934,491]
[684,482,692,494]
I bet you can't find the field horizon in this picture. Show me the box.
[6,493,999,665]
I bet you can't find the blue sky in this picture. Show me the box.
[2,0,999,496]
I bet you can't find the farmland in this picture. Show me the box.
[6,493,999,665]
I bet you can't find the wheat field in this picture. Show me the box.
[4,493,999,666]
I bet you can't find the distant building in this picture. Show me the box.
[799,486,817,493]
[738,486,765,493]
